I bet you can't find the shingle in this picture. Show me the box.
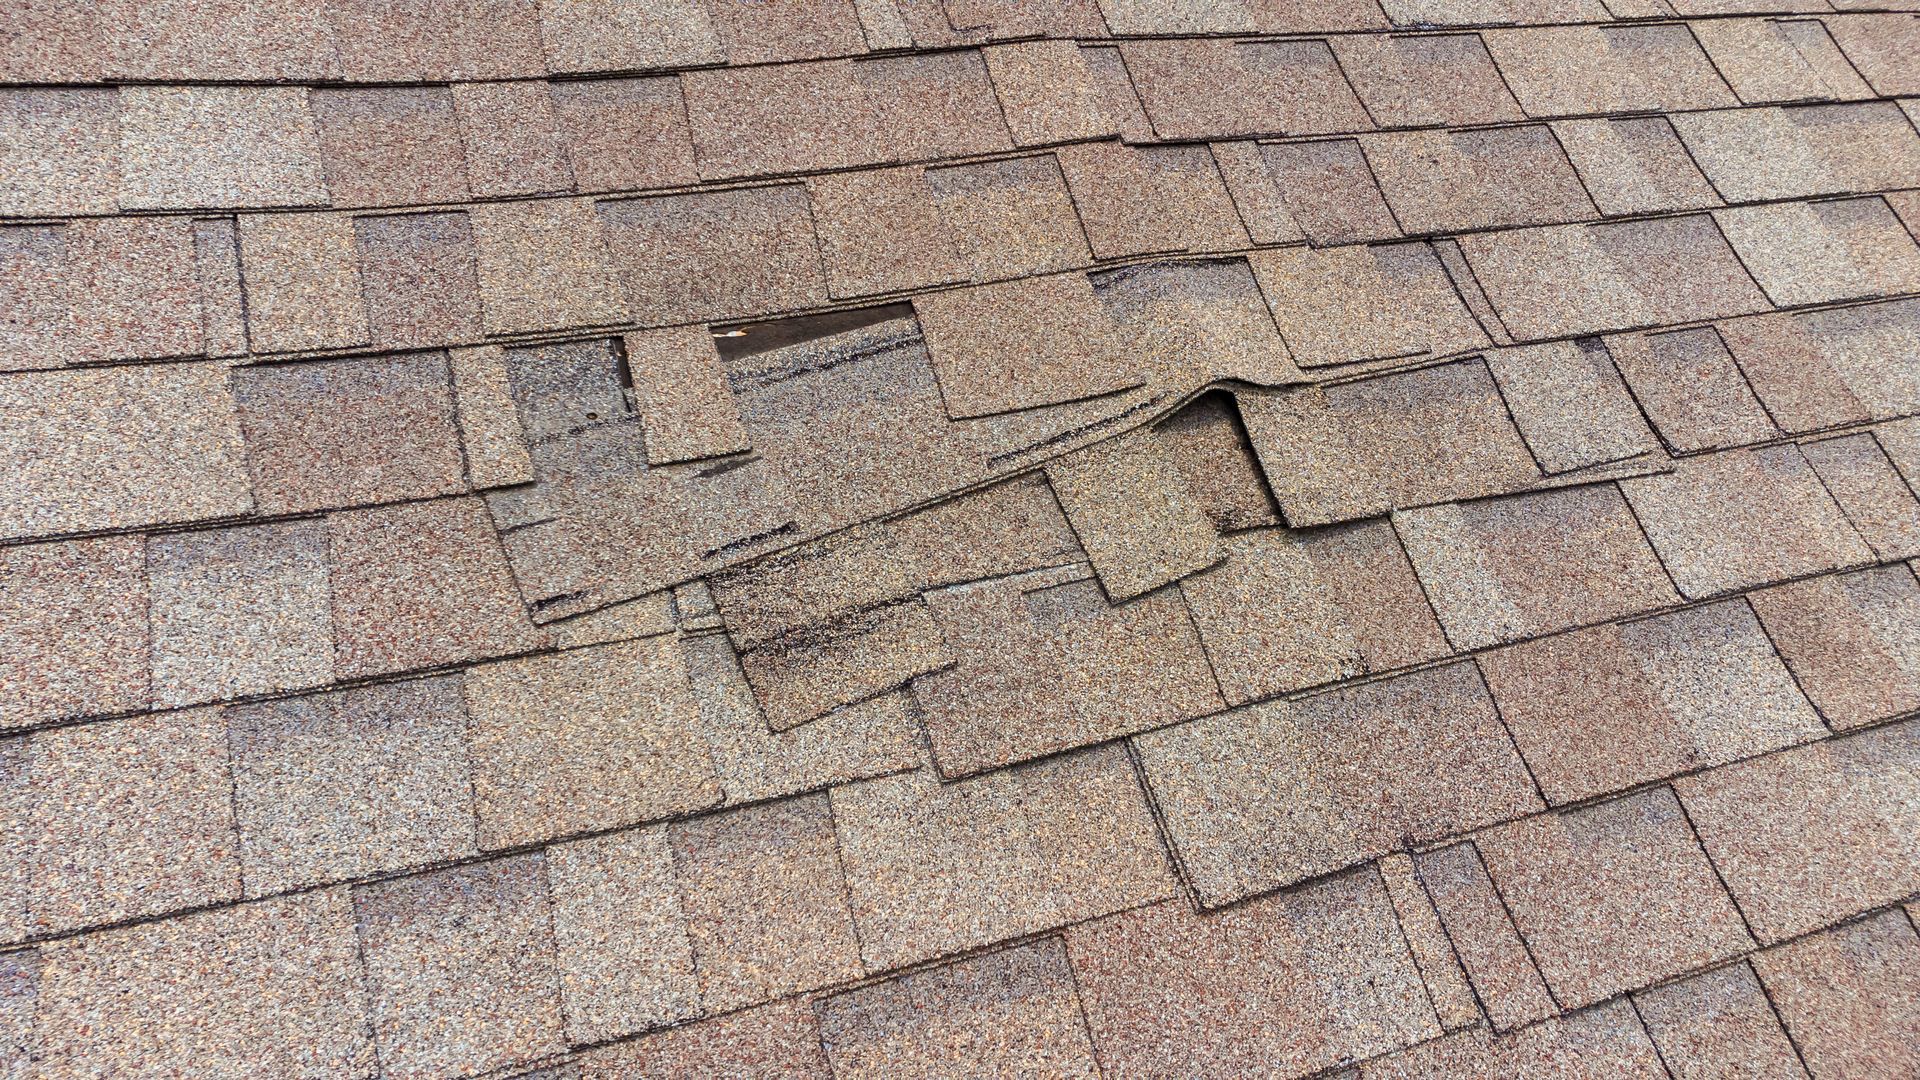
[0,947,31,1073]
[356,211,485,351]
[64,216,205,362]
[1482,25,1737,117]
[1718,299,1920,432]
[1622,445,1872,598]
[235,353,464,515]
[1153,391,1282,532]
[1378,0,1607,23]
[1136,663,1540,905]
[238,212,371,354]
[1397,483,1680,649]
[1249,242,1490,367]
[0,537,148,730]
[1482,600,1821,804]
[711,0,867,63]
[353,855,566,1080]
[915,566,1222,775]
[737,599,953,732]
[915,273,1131,419]
[938,0,1110,39]
[817,939,1100,1078]
[853,0,914,46]
[580,999,828,1079]
[671,795,862,1011]
[1484,340,1656,474]
[624,327,751,466]
[117,87,327,210]
[308,87,468,208]
[1634,962,1807,1080]
[1240,360,1539,525]
[1749,565,1920,730]
[1094,0,1256,32]
[27,709,239,934]
[1884,416,1920,484]
[546,828,699,1044]
[326,0,545,81]
[982,41,1116,147]
[0,225,81,372]
[1079,45,1153,142]
[227,677,474,897]
[1458,215,1766,341]
[453,81,576,198]
[0,362,252,542]
[1801,433,1920,561]
[449,345,535,488]
[550,78,700,194]
[1121,38,1371,141]
[1089,257,1301,388]
[1046,428,1223,600]
[807,166,970,299]
[925,153,1092,280]
[1254,140,1400,247]
[598,185,827,324]
[1357,1001,1667,1079]
[1752,909,1920,1079]
[853,52,1017,160]
[1414,843,1558,1032]
[1209,141,1305,246]
[471,198,627,334]
[149,521,333,708]
[536,0,723,73]
[1715,197,1920,308]
[1693,18,1873,103]
[1066,870,1440,1078]
[328,497,544,678]
[1552,116,1720,217]
[1673,102,1920,204]
[683,60,884,180]
[108,0,342,80]
[830,745,1178,970]
[0,89,118,216]
[1365,126,1597,235]
[1378,852,1480,1031]
[465,636,720,848]
[1057,141,1250,259]
[1476,787,1755,1007]
[192,220,249,358]
[1674,718,1920,941]
[1605,327,1777,452]
[35,890,374,1080]
[1331,33,1525,127]
[1822,12,1920,96]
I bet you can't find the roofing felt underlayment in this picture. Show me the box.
[2,1,1920,1077]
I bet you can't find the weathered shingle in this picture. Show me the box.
[1249,242,1490,367]
[1252,139,1399,247]
[0,89,119,217]
[453,81,576,199]
[1752,909,1920,1079]
[536,0,723,73]
[1552,116,1721,217]
[1121,38,1372,140]
[1364,125,1598,235]
[1749,566,1920,731]
[1605,327,1779,453]
[580,999,828,1079]
[808,166,970,300]
[546,828,699,1044]
[710,0,867,64]
[0,537,148,730]
[916,273,1132,419]
[1415,842,1557,1033]
[1800,432,1920,561]
[1718,299,1920,432]
[1358,1001,1667,1078]
[1483,25,1736,117]
[1671,102,1920,203]
[550,77,700,194]
[238,212,371,354]
[1634,962,1807,1080]
[1694,17,1872,103]
[117,87,327,211]
[925,153,1093,279]
[471,198,628,335]
[598,185,828,324]
[1056,141,1250,259]
[982,41,1116,147]
[1332,32,1523,127]
[308,87,469,208]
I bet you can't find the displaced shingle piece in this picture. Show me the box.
[671,795,862,1011]
[1397,483,1680,649]
[853,51,1016,161]
[1715,198,1920,308]
[1606,328,1778,453]
[0,537,148,730]
[1671,103,1920,203]
[449,345,534,488]
[35,890,374,1080]
[353,855,566,1080]
[1046,428,1222,600]
[807,166,970,299]
[817,939,1100,1078]
[1482,25,1737,117]
[0,225,82,372]
[1458,215,1767,341]
[465,636,721,849]
[1621,446,1872,598]
[149,520,335,707]
[1822,12,1920,96]
[1480,600,1822,805]
[683,61,885,180]
[1120,38,1372,140]
[916,273,1132,419]
[1210,141,1306,246]
[580,999,828,1079]
[1379,852,1481,1031]
[536,0,724,73]
[1634,962,1808,1080]
[1080,45,1153,142]
[624,327,751,465]
[191,219,247,359]
[982,41,1116,146]
[355,211,484,352]
[1552,116,1720,217]
[27,709,239,934]
[1414,843,1558,1033]
[711,0,867,62]
[599,185,828,324]
[0,362,252,542]
[1365,126,1598,235]
[830,745,1178,970]
[1749,565,1920,730]
[1135,663,1540,905]
[326,0,545,80]
[1358,1001,1667,1078]
[0,89,119,216]
[738,599,952,731]
[1476,788,1755,1007]
[471,198,627,334]
[308,87,469,208]
[62,217,203,362]
[550,78,701,193]
[546,828,699,1045]
[1753,909,1920,1079]
[1695,17,1873,103]
[1153,391,1282,532]
[328,497,544,678]
[1675,718,1920,941]
[1485,340,1656,474]
[1056,141,1250,259]
[453,81,575,198]
[117,86,327,210]
[1090,258,1302,388]
[1250,242,1490,367]
[1254,140,1400,247]
[1718,300,1920,432]
[1801,433,1920,560]
[1331,33,1525,127]
[1066,870,1440,1078]
[227,677,475,895]
[238,213,370,354]
[926,154,1092,279]
[234,352,465,514]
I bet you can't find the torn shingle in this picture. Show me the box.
[1752,908,1920,1079]
[0,537,148,730]
[452,81,576,199]
[1749,565,1920,731]
[355,212,486,352]
[982,41,1116,147]
[237,213,371,354]
[1414,843,1558,1033]
[1714,197,1920,308]
[807,166,971,299]
[1633,962,1807,1080]
[1120,39,1372,140]
[1551,116,1721,217]
[1249,242,1490,367]
[1605,327,1778,453]
[1253,139,1400,247]
[1481,25,1737,117]
[1800,432,1920,561]
[535,0,723,73]
[1090,257,1301,389]
[308,87,470,209]
[579,999,827,1079]
[549,78,701,194]
[546,828,699,1045]
[916,273,1132,419]
[0,89,119,217]
[926,153,1092,279]
[1046,428,1223,600]
[1055,141,1250,260]
[737,598,952,731]
[624,327,751,466]
[472,198,628,335]
[116,87,327,211]
[1330,33,1525,128]
[598,185,828,325]
[1364,126,1598,235]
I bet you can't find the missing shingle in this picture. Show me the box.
[1153,390,1282,533]
[712,302,914,363]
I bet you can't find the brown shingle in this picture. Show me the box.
[1253,139,1400,247]
[1136,663,1540,905]
[1605,327,1778,453]
[471,198,627,334]
[854,51,1014,160]
[1365,126,1597,235]
[1056,141,1250,259]
[1483,25,1736,117]
[685,61,883,180]
[0,89,119,217]
[536,0,723,73]
[1749,565,1920,731]
[1378,0,1606,23]
[450,345,535,488]
[550,78,700,194]
[1414,843,1557,1032]
[599,185,828,324]
[1066,870,1440,1078]
[807,166,970,299]
[1046,428,1223,601]
[326,0,544,81]
[546,828,699,1044]
[580,999,828,1079]
[107,0,341,81]
[62,216,203,362]
[193,219,248,358]
[1331,33,1525,128]
[0,225,81,373]
[1753,909,1920,1079]
[1633,962,1807,1080]
[1080,45,1153,142]
[0,537,148,730]
[1378,852,1481,1031]
[452,81,574,199]
[1675,102,1920,205]
[916,273,1131,419]
[1249,242,1490,367]
[1718,300,1920,432]
[1822,12,1920,95]
[1715,197,1920,308]
[1153,392,1282,532]
[817,939,1100,1078]
[710,0,866,62]
[1209,141,1306,246]
[353,855,566,1080]
[1552,116,1720,217]
[355,212,485,351]
[1358,1001,1667,1079]
[624,327,751,466]
[1484,340,1656,474]
[1801,432,1920,561]
[1094,0,1256,32]
[925,153,1093,280]
[1090,257,1302,388]
[982,41,1116,146]
[116,87,327,211]
[308,87,469,209]
[238,212,371,354]
[737,599,953,731]
[1693,18,1872,103]
[1120,38,1372,140]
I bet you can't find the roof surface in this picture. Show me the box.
[2,1,1920,1077]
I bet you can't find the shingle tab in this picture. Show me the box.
[238,212,371,354]
[117,87,327,211]
[547,828,699,1044]
[1249,242,1490,367]
[0,89,119,217]
[1718,299,1920,432]
[1605,327,1778,452]
[1672,102,1920,203]
[580,999,828,1079]
[1364,126,1598,234]
[925,153,1093,280]
[1694,18,1872,103]
[807,166,970,299]
[1753,909,1920,1079]
[1552,116,1721,217]
[982,41,1116,147]
[916,273,1132,419]
[536,0,723,73]
[1090,257,1302,388]
[472,198,628,335]
[1749,566,1920,731]
[1358,1001,1667,1079]
[1057,141,1250,260]
[1123,39,1372,141]
[453,81,576,198]
[1414,843,1558,1033]
[1483,25,1737,117]
[599,185,828,324]
[1253,139,1400,247]
[309,87,469,208]
[1822,12,1920,95]
[1046,428,1223,601]
[1715,197,1920,308]
[1331,33,1524,127]
[684,61,884,180]
[0,537,148,730]
[1634,962,1807,1080]
[550,77,700,194]
[1800,432,1920,561]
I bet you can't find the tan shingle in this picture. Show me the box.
[1331,33,1525,127]
[1253,139,1399,247]
[238,212,371,354]
[355,212,485,352]
[1056,141,1250,260]
[1672,102,1920,204]
[1414,843,1557,1033]
[1693,18,1873,103]
[1358,1001,1666,1078]
[536,0,723,73]
[0,89,119,216]
[1090,257,1302,388]
[1801,432,1920,561]
[916,273,1132,419]
[1364,126,1597,235]
[550,77,700,194]
[0,225,82,373]
[117,87,327,210]
[710,0,866,63]
[1483,25,1736,117]
[1714,197,1920,308]
[452,81,573,200]
[623,327,749,466]
[192,220,248,358]
[1552,116,1721,217]
[1749,566,1920,731]
[547,828,699,1044]
[1718,300,1920,432]
[62,216,204,362]
[1046,427,1223,601]
[982,41,1116,147]
[472,198,627,335]
[1484,340,1657,474]
[449,345,534,488]
[580,999,828,1079]
[1822,12,1920,95]
[308,87,469,208]
[1120,38,1372,140]
[1605,327,1778,453]
[926,154,1093,279]
[1634,962,1807,1080]
[807,166,970,299]
[1753,909,1920,1079]
[599,185,827,324]
[1249,242,1490,367]
[852,51,1014,161]
[0,537,148,730]
[685,61,884,180]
